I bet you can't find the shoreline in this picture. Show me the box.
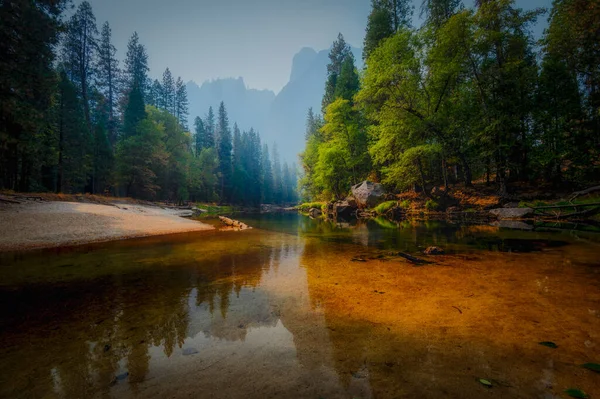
[0,201,214,253]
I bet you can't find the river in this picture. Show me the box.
[0,214,599,398]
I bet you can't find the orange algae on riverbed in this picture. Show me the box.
[0,217,599,398]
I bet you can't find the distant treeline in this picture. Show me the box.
[300,0,599,201]
[0,1,297,205]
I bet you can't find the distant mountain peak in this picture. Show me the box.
[289,47,319,83]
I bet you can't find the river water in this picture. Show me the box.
[0,214,599,398]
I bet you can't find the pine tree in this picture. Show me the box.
[96,21,120,147]
[61,1,98,136]
[272,144,283,204]
[161,68,175,115]
[194,116,206,155]
[322,33,351,113]
[122,84,146,138]
[175,77,188,129]
[0,0,68,191]
[124,32,149,94]
[56,70,90,193]
[261,143,273,203]
[216,102,232,202]
[148,79,162,108]
[420,0,462,29]
[334,54,360,103]
[204,106,216,149]
[282,162,291,203]
[363,1,395,61]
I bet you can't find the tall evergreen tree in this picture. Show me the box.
[261,143,273,203]
[61,1,98,136]
[194,116,206,155]
[216,102,232,202]
[175,77,188,129]
[421,0,462,29]
[124,32,149,94]
[204,106,216,149]
[322,33,351,113]
[122,84,146,139]
[148,79,162,108]
[272,144,283,204]
[55,70,90,193]
[161,68,175,115]
[0,0,68,190]
[333,54,360,102]
[96,21,120,147]
[364,1,395,61]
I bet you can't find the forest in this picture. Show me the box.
[300,0,599,201]
[0,1,298,205]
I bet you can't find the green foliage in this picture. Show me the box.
[581,363,600,373]
[374,200,397,214]
[297,202,326,212]
[539,341,558,348]
[425,199,439,211]
[564,388,588,399]
[400,200,411,209]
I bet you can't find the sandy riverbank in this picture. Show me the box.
[0,201,214,252]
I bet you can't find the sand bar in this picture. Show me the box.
[0,201,213,252]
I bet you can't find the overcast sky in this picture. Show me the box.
[75,0,552,94]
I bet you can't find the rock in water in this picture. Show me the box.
[308,208,322,218]
[424,246,444,255]
[351,181,386,208]
[489,207,534,220]
[334,200,356,218]
[182,347,199,356]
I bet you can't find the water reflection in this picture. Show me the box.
[0,217,599,398]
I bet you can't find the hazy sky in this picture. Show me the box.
[75,0,552,94]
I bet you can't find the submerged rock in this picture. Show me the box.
[489,207,534,220]
[182,347,199,356]
[351,181,386,208]
[424,246,444,255]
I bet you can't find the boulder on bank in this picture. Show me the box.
[489,207,534,220]
[351,181,386,209]
[308,208,322,218]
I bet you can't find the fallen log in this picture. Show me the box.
[218,216,251,230]
[568,185,600,202]
[391,252,432,265]
[0,196,21,204]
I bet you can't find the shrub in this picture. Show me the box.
[374,200,397,215]
[297,202,326,212]
[400,199,411,209]
[425,199,439,211]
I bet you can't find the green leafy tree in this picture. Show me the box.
[116,109,167,198]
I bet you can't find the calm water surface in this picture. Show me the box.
[0,214,599,398]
